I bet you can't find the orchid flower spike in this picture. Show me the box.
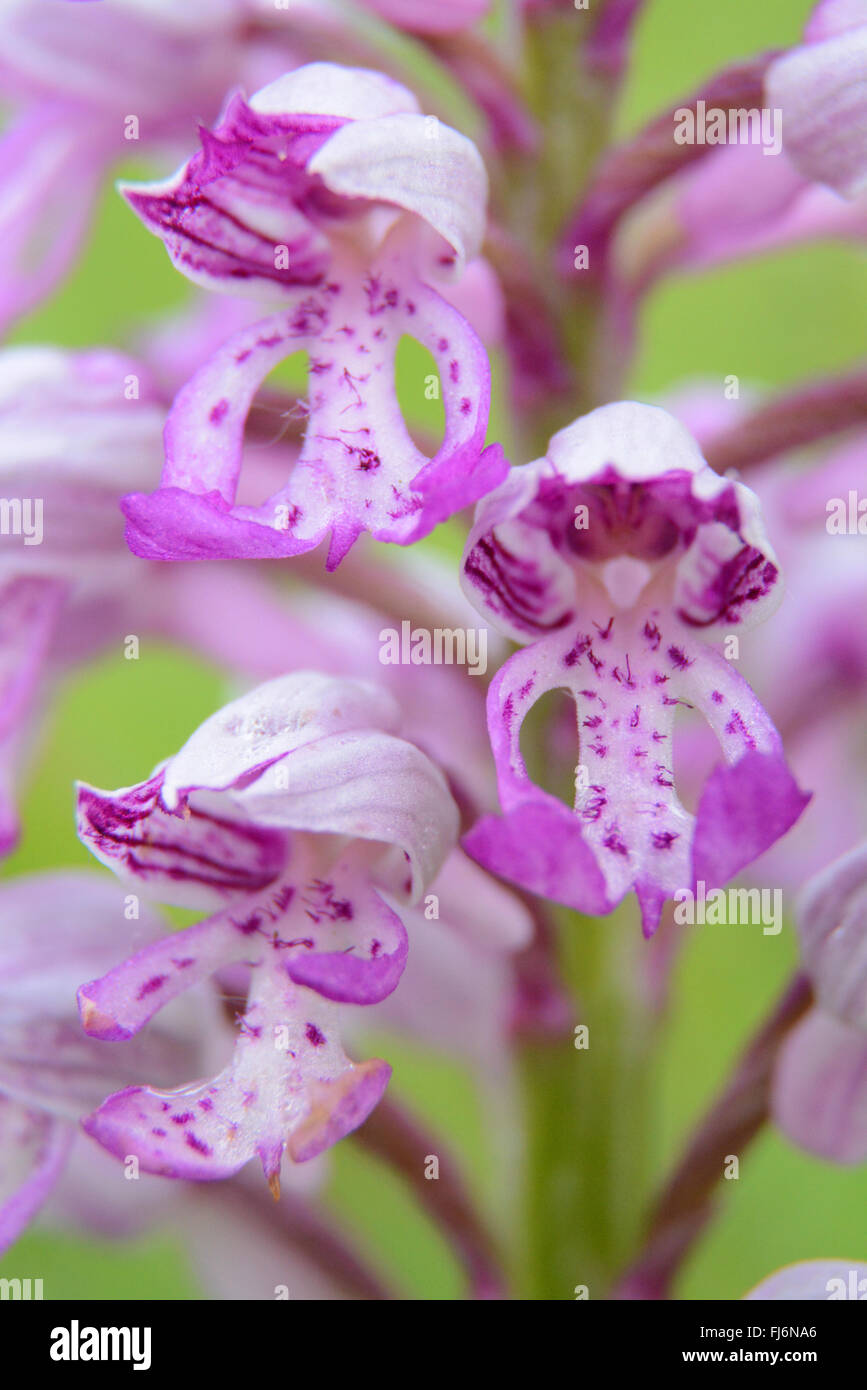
[119,63,506,569]
[460,401,810,936]
[75,672,459,1190]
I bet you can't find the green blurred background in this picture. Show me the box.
[2,0,866,1299]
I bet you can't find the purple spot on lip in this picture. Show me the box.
[185,1132,212,1156]
[171,1112,193,1125]
[711,690,725,704]
[137,974,168,1000]
[305,1023,326,1047]
[209,398,229,425]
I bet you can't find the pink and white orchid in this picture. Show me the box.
[119,63,506,568]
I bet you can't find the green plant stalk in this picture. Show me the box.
[518,905,657,1300]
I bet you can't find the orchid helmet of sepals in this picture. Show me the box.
[118,62,507,570]
[459,401,811,937]
[75,672,459,1191]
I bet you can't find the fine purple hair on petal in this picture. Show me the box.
[773,1011,867,1164]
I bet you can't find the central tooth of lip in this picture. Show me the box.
[601,556,652,609]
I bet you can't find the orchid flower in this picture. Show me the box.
[459,401,810,936]
[561,1,867,394]
[0,0,248,333]
[0,870,215,1254]
[765,0,867,200]
[119,62,506,569]
[75,672,459,1189]
[745,1260,867,1300]
[773,842,867,1163]
[0,346,166,854]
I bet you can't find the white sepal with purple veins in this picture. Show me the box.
[460,402,810,936]
[773,841,867,1163]
[119,63,507,569]
[76,672,459,1190]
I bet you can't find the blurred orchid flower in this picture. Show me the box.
[745,1259,867,1300]
[460,402,809,935]
[0,0,247,332]
[0,870,216,1254]
[76,672,459,1189]
[0,346,166,853]
[765,0,867,200]
[773,842,867,1163]
[119,63,506,568]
